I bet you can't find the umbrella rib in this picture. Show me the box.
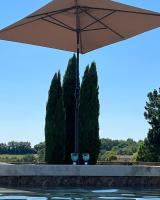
[0,7,76,34]
[41,18,74,32]
[81,6,160,17]
[47,15,75,31]
[79,7,90,14]
[81,9,124,39]
[81,10,116,31]
[0,18,41,34]
[82,27,108,32]
[27,6,76,19]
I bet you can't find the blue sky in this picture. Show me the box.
[0,0,160,145]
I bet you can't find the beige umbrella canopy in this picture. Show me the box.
[0,0,160,154]
[0,0,160,53]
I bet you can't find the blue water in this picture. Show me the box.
[0,188,160,199]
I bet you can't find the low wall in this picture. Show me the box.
[1,164,160,176]
[0,164,160,187]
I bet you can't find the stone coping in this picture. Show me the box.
[0,164,160,177]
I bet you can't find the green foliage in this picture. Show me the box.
[34,142,45,162]
[0,154,37,163]
[0,137,143,163]
[131,152,138,161]
[136,138,160,162]
[99,138,142,161]
[100,138,139,156]
[0,141,35,154]
[137,89,160,162]
[44,56,100,164]
[37,148,45,162]
[45,71,65,164]
[63,55,79,163]
[99,150,117,161]
[100,138,119,151]
[34,142,45,153]
[21,154,37,162]
[79,63,100,164]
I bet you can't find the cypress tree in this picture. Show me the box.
[63,54,79,163]
[45,71,65,164]
[79,62,100,164]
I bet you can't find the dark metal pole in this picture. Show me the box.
[75,2,80,153]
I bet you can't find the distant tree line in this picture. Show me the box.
[99,138,143,161]
[45,55,100,164]
[100,138,142,155]
[0,138,142,162]
[0,141,36,154]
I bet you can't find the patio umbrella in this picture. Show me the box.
[0,0,160,154]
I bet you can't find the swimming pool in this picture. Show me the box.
[0,188,160,199]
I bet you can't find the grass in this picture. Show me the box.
[0,154,37,163]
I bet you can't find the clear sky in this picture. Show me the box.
[0,0,160,146]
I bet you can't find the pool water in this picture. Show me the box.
[0,188,160,199]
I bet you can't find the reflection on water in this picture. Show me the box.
[0,188,160,199]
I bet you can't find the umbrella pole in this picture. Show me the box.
[75,3,80,154]
[75,34,79,154]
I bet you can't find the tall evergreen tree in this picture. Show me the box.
[45,71,65,164]
[63,54,79,163]
[79,62,100,164]
[137,89,160,162]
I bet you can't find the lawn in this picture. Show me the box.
[0,154,37,163]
